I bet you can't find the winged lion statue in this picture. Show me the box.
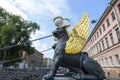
[43,13,106,80]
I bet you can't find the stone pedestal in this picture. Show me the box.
[54,74,75,80]
[54,77,75,80]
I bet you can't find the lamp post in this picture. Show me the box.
[91,20,98,24]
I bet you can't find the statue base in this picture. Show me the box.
[54,74,75,80]
[43,74,75,80]
[43,72,101,80]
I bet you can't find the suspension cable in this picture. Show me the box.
[40,48,53,53]
[30,35,53,42]
[0,47,53,64]
[0,35,53,51]
[0,34,53,64]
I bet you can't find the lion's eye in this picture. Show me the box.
[56,28,59,30]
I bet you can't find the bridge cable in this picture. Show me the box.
[0,34,53,64]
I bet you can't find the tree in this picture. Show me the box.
[0,7,40,66]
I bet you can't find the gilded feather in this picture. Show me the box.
[65,13,90,54]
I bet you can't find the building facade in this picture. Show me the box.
[43,58,53,70]
[22,49,43,69]
[82,0,120,79]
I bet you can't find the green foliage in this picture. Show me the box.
[0,7,40,66]
[1,22,16,46]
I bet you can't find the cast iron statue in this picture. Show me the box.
[43,14,106,80]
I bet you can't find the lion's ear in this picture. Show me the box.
[63,25,69,29]
[62,26,65,29]
[63,18,71,29]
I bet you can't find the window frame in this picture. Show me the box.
[117,3,120,13]
[99,28,102,34]
[109,33,114,45]
[102,40,105,50]
[111,11,116,21]
[102,24,106,31]
[97,31,99,38]
[115,54,120,65]
[106,18,110,27]
[115,27,120,42]
[99,42,101,52]
[105,37,109,48]
[109,56,113,65]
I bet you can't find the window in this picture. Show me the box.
[99,28,102,34]
[102,24,105,31]
[105,37,109,48]
[111,11,116,21]
[94,36,96,41]
[109,56,113,65]
[97,45,99,53]
[97,32,99,38]
[95,46,97,54]
[115,54,120,65]
[117,3,120,12]
[109,33,114,45]
[102,40,105,50]
[107,72,111,77]
[91,40,92,43]
[119,73,120,78]
[115,55,120,65]
[99,42,101,52]
[102,59,104,66]
[106,18,110,27]
[105,58,108,66]
[93,38,94,42]
[115,27,120,41]
[95,34,97,40]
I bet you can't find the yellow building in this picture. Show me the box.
[43,58,53,70]
[22,49,43,69]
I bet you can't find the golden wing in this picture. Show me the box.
[65,13,90,54]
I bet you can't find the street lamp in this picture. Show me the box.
[91,20,98,24]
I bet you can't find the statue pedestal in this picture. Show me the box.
[54,74,75,80]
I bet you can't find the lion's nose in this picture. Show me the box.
[53,32,57,36]
[52,31,57,35]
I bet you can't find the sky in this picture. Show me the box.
[0,0,111,59]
